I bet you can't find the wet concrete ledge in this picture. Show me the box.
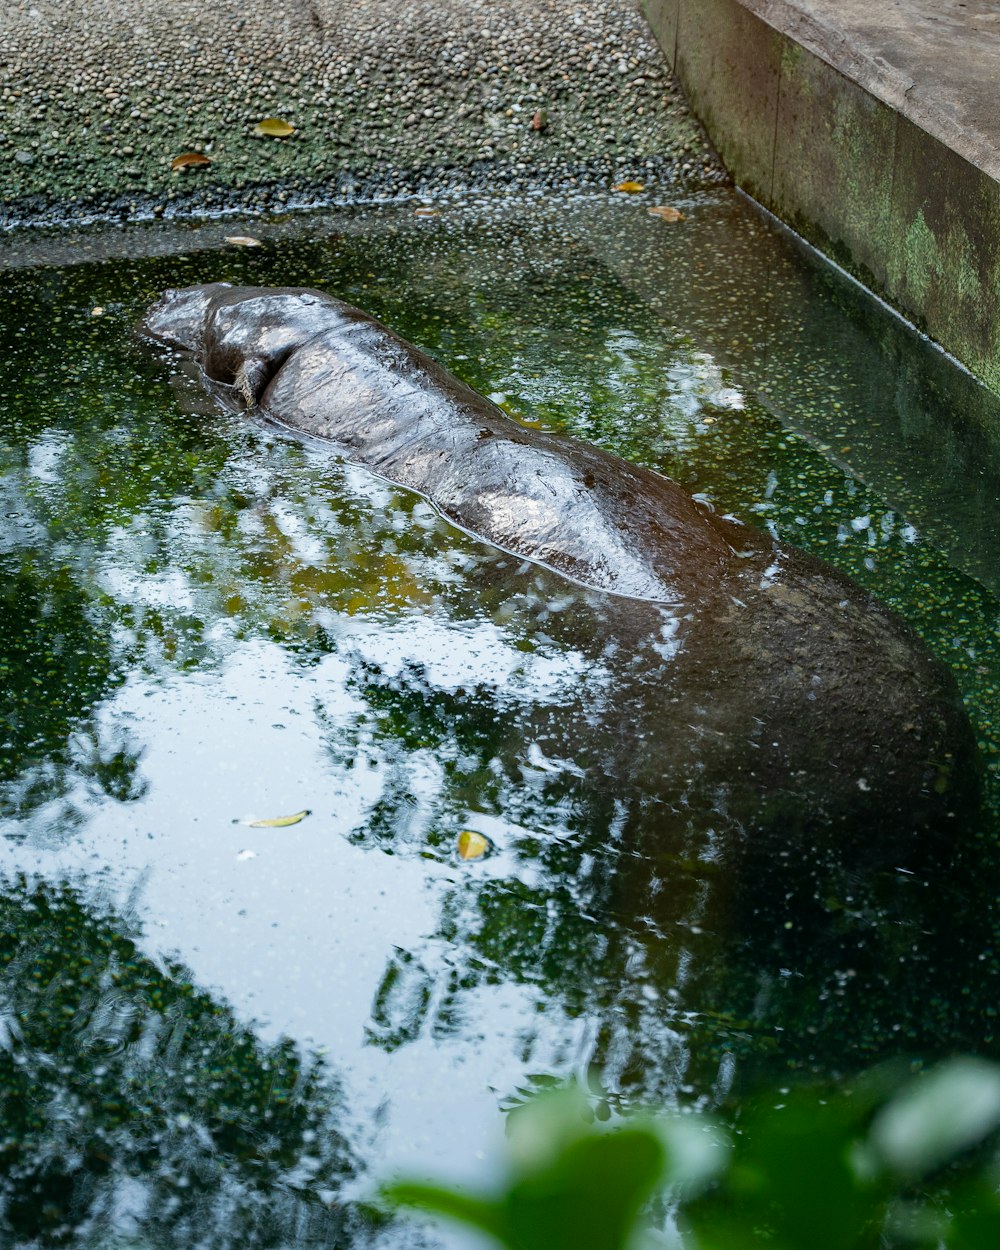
[643,0,1000,392]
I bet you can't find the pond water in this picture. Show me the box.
[1,189,999,1248]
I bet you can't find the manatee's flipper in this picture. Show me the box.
[234,356,269,409]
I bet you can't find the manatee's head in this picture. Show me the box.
[138,283,233,351]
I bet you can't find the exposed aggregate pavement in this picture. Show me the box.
[0,0,724,227]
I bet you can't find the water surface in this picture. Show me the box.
[1,190,999,1247]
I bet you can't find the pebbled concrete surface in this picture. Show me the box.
[0,0,723,227]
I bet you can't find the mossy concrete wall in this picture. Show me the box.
[644,0,1000,392]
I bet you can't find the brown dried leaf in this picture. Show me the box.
[648,204,685,221]
[171,151,212,172]
[254,117,296,138]
[413,207,440,218]
[225,235,264,247]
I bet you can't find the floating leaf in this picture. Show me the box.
[531,108,548,131]
[254,117,296,138]
[248,809,310,828]
[171,151,212,171]
[648,204,684,221]
[457,830,492,861]
[614,180,645,193]
[224,235,264,248]
[413,207,440,218]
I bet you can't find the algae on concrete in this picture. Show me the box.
[0,0,721,226]
[644,0,1000,394]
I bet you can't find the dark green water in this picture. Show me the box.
[1,190,999,1248]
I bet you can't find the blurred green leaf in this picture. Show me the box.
[686,1087,885,1250]
[947,1177,1000,1250]
[506,1126,666,1250]
[385,1085,698,1250]
[872,1059,1000,1179]
[386,1062,1000,1250]
[382,1182,508,1242]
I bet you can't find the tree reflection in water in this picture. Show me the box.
[341,645,998,1107]
[0,876,363,1248]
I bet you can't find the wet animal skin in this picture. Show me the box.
[142,283,740,605]
[140,283,980,846]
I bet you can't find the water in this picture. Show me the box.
[1,189,999,1247]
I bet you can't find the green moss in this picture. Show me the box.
[900,207,940,306]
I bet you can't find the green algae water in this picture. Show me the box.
[1,191,999,1248]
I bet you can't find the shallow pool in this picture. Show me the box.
[1,189,999,1247]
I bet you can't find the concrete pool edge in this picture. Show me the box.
[642,0,1000,393]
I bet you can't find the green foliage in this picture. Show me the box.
[384,1064,1000,1250]
[385,1086,705,1250]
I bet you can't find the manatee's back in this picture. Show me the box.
[256,303,738,602]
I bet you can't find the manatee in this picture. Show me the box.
[140,283,980,851]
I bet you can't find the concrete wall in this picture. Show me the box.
[644,0,1000,392]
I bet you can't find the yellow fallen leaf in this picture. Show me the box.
[254,117,296,137]
[171,151,212,171]
[457,830,492,861]
[248,809,310,828]
[413,207,440,218]
[614,180,645,193]
[648,204,684,221]
[225,235,264,247]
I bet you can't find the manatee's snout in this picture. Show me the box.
[138,283,231,351]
